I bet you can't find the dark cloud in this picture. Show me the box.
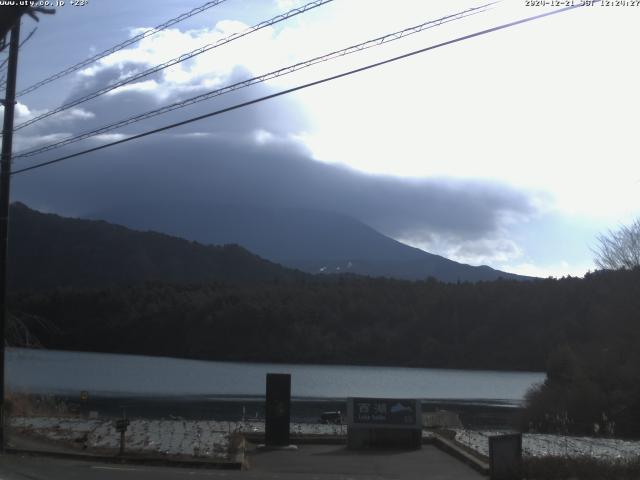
[12,133,535,242]
[11,66,538,256]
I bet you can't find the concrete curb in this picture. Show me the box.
[5,447,244,470]
[430,433,490,476]
[243,433,347,445]
[244,433,435,447]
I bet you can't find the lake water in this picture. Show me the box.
[7,348,545,406]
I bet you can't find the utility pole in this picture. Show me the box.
[0,20,21,453]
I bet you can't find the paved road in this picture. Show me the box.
[0,455,240,480]
[0,445,485,479]
[249,444,485,480]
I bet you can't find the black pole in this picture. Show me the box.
[119,430,125,455]
[0,20,21,453]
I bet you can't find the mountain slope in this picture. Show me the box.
[89,202,530,282]
[7,202,304,291]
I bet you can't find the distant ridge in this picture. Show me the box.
[8,202,304,291]
[89,202,532,283]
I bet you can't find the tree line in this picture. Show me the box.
[8,268,640,436]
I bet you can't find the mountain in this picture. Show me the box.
[7,202,304,291]
[88,202,530,282]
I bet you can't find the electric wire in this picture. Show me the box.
[12,2,595,176]
[0,59,9,84]
[0,27,37,91]
[14,0,229,98]
[18,26,38,49]
[12,0,334,132]
[13,2,495,161]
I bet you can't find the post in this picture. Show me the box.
[115,416,130,455]
[0,20,21,453]
[119,430,125,455]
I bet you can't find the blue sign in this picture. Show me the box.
[352,398,417,425]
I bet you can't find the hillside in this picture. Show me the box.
[7,202,304,291]
[89,203,530,282]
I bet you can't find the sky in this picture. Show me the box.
[3,0,639,278]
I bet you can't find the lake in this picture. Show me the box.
[7,347,545,406]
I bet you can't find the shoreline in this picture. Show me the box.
[35,395,524,430]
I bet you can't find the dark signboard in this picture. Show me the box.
[265,373,291,446]
[351,398,418,426]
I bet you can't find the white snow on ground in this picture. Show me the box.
[232,420,433,439]
[11,417,230,459]
[453,429,640,461]
[236,420,347,436]
[22,417,637,462]
[9,417,357,459]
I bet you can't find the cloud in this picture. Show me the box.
[9,10,544,267]
[499,261,592,280]
[403,233,525,266]
[275,0,303,11]
[12,125,540,267]
[91,133,130,143]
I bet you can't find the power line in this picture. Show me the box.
[0,60,8,82]
[14,0,229,98]
[0,26,36,136]
[13,2,495,161]
[18,26,38,49]
[12,2,595,176]
[0,26,37,91]
[0,59,7,88]
[13,0,334,132]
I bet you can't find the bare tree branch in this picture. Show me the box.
[593,218,640,270]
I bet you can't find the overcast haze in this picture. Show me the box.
[4,0,640,277]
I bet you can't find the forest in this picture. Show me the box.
[9,268,640,436]
[7,203,640,437]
